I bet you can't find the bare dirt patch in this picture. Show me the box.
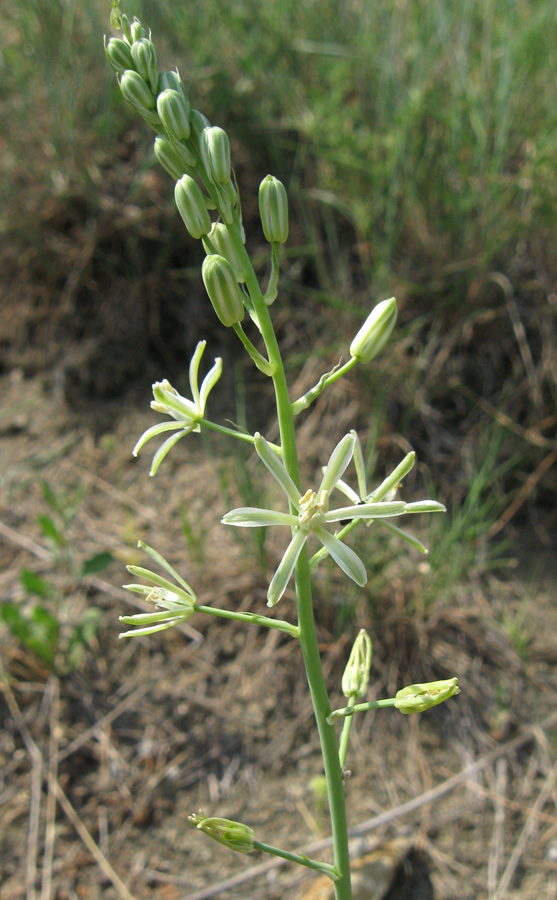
[1,369,556,900]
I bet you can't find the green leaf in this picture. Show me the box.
[37,514,65,546]
[20,568,53,599]
[81,551,114,576]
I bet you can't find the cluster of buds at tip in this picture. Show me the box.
[259,175,289,243]
[394,677,460,714]
[188,812,255,854]
[202,254,245,326]
[350,297,398,364]
[342,629,372,700]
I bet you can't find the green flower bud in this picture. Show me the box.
[130,38,159,94]
[190,109,211,145]
[119,69,156,115]
[259,175,289,243]
[154,137,196,180]
[203,223,246,283]
[158,69,187,98]
[349,297,398,364]
[199,126,231,184]
[394,677,460,715]
[130,17,147,42]
[157,89,191,142]
[188,812,254,854]
[174,175,212,240]
[342,629,372,699]
[202,254,245,327]
[118,14,133,43]
[104,37,134,75]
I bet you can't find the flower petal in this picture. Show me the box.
[403,501,446,513]
[188,341,206,409]
[132,421,185,457]
[351,430,368,501]
[137,540,197,595]
[324,500,406,523]
[125,566,194,603]
[254,433,300,507]
[199,356,223,412]
[318,433,355,496]
[368,452,415,502]
[332,476,360,505]
[150,428,191,476]
[313,526,367,586]
[267,529,308,606]
[222,507,297,528]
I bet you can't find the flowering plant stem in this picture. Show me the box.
[106,9,458,895]
[227,218,354,898]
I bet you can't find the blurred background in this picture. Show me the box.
[1,1,556,898]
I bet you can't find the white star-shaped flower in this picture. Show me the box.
[222,432,443,607]
[133,340,222,475]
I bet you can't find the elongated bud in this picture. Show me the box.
[350,297,398,364]
[394,677,460,714]
[174,175,212,239]
[104,37,134,75]
[154,137,196,180]
[203,223,245,283]
[118,14,133,43]
[130,38,159,94]
[342,629,372,699]
[259,175,289,243]
[130,17,147,42]
[202,255,245,326]
[119,69,156,115]
[190,109,211,144]
[188,812,254,854]
[158,69,187,99]
[157,89,191,142]
[199,126,231,184]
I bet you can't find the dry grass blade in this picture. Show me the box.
[41,677,60,900]
[0,669,43,900]
[493,764,557,899]
[51,780,139,900]
[488,758,508,898]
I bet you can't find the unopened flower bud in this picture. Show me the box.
[190,109,211,144]
[342,629,372,699]
[199,126,231,184]
[174,175,212,239]
[118,14,133,43]
[202,254,245,326]
[130,17,147,42]
[154,137,196,180]
[119,69,156,115]
[188,812,254,854]
[259,175,289,243]
[104,37,134,75]
[157,89,191,142]
[130,38,159,94]
[203,223,246,283]
[394,677,460,715]
[350,297,398,364]
[158,69,186,98]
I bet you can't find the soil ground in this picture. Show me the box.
[1,365,556,900]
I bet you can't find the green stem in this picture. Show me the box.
[200,418,282,455]
[253,840,339,881]
[328,697,397,724]
[291,357,359,415]
[338,696,356,769]
[196,604,298,638]
[226,212,353,900]
[232,322,275,376]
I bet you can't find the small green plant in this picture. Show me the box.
[0,480,112,672]
[105,5,459,897]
